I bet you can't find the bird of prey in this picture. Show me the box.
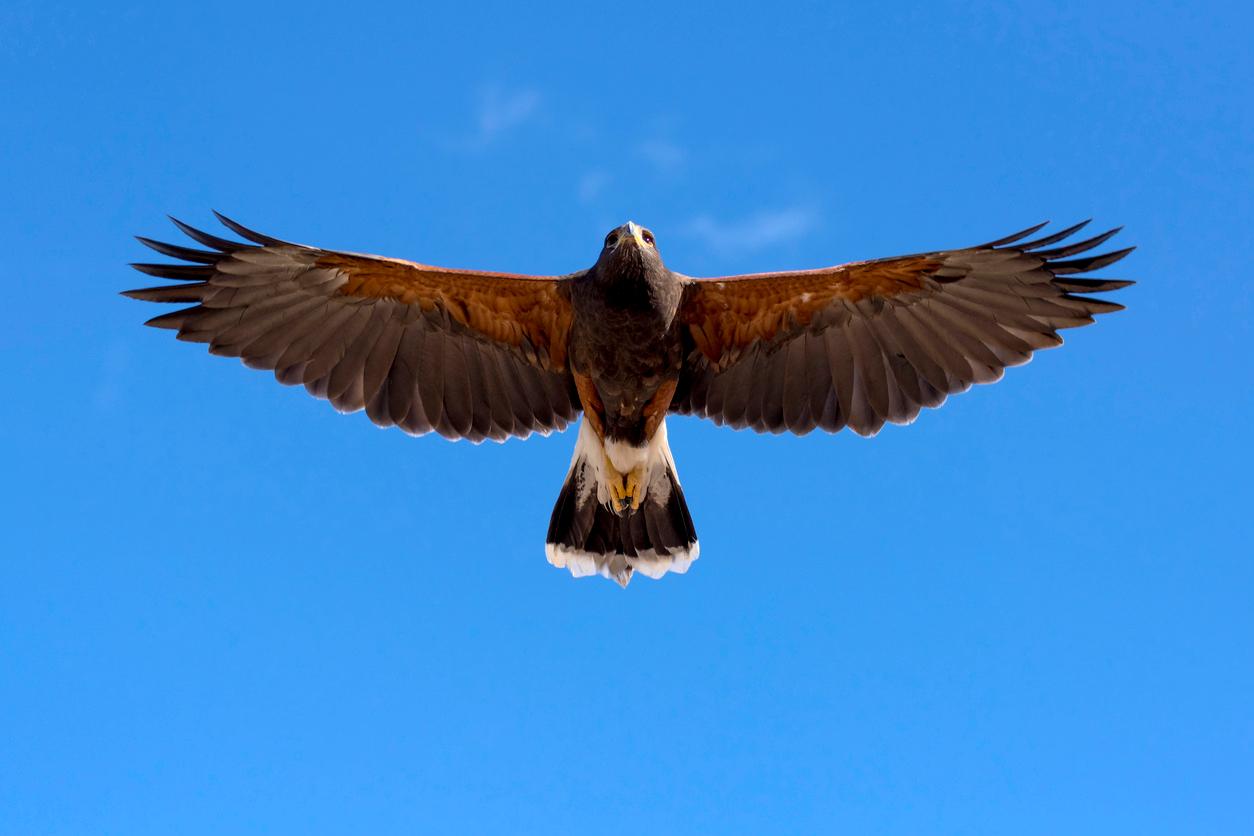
[126,214,1132,586]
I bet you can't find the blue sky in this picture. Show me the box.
[2,1,1251,833]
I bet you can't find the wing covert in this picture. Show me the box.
[126,213,580,442]
[672,221,1133,436]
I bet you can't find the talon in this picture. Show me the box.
[604,454,629,513]
[625,466,644,511]
[603,455,646,514]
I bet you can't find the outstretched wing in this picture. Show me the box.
[126,213,580,442]
[672,221,1133,436]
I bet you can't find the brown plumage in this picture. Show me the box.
[127,214,1133,585]
[671,221,1133,437]
[128,213,580,442]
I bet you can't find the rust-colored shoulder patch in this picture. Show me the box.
[680,255,941,362]
[321,253,574,370]
[642,378,678,440]
[572,371,606,440]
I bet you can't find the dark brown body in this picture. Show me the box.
[567,223,686,446]
[125,212,1134,586]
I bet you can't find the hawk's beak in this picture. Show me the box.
[621,222,645,249]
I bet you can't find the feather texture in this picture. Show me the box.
[126,214,581,441]
[672,221,1133,435]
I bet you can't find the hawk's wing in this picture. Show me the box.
[672,221,1133,436]
[126,213,580,442]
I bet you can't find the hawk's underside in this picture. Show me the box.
[128,214,1133,586]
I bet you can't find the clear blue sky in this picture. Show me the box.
[2,1,1251,833]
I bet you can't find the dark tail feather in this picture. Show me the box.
[546,448,698,587]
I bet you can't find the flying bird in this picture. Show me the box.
[126,214,1133,586]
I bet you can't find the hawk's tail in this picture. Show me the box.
[545,420,699,587]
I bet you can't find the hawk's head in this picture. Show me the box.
[598,221,663,275]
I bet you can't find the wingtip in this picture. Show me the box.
[167,214,248,251]
[167,214,194,235]
[212,210,286,245]
[143,310,186,330]
[983,221,1050,248]
[1018,219,1095,251]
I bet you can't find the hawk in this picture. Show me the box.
[127,214,1133,586]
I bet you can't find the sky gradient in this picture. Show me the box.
[3,1,1252,833]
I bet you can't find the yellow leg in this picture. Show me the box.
[625,466,644,511]
[603,455,645,514]
[604,454,626,513]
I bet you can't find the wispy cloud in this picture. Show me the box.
[636,139,685,172]
[577,169,611,204]
[464,86,541,149]
[682,207,818,254]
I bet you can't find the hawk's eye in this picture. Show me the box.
[642,230,655,246]
[605,233,618,249]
